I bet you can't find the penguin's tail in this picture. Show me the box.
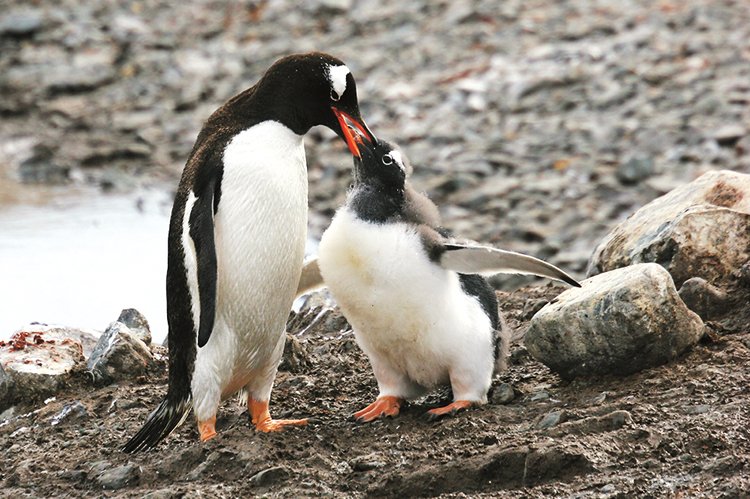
[122,392,192,453]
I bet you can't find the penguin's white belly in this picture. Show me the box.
[190,121,307,413]
[318,209,494,394]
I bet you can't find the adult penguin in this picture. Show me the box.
[123,52,374,452]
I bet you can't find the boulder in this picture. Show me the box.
[0,329,85,411]
[526,263,704,379]
[87,321,154,385]
[587,170,750,288]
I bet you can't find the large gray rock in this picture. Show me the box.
[87,321,154,385]
[588,170,750,288]
[526,263,704,379]
[0,329,85,411]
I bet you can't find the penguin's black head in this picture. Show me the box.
[256,52,375,157]
[355,139,409,191]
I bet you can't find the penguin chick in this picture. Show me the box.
[122,53,374,452]
[317,139,580,421]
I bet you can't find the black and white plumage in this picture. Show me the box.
[123,53,374,452]
[317,139,580,421]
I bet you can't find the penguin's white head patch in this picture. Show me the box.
[387,150,405,172]
[326,64,350,101]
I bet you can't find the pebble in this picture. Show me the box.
[0,9,44,37]
[116,309,152,345]
[95,463,141,490]
[616,155,655,185]
[87,318,154,385]
[48,400,89,426]
[489,383,516,405]
[537,411,565,429]
[678,277,730,320]
[249,466,290,487]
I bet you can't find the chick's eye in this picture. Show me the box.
[330,89,340,101]
[382,154,393,165]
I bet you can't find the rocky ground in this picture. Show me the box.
[0,289,748,498]
[1,0,750,497]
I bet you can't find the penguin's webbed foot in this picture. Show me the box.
[426,400,473,421]
[249,398,307,433]
[353,396,402,423]
[198,416,218,442]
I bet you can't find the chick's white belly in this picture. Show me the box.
[319,210,494,391]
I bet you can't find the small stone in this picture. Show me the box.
[713,124,746,147]
[684,404,710,415]
[678,277,730,320]
[616,155,655,185]
[309,0,353,13]
[87,322,154,385]
[537,411,564,429]
[334,461,352,474]
[530,391,550,402]
[95,463,141,490]
[1,405,16,421]
[350,453,386,472]
[116,309,152,345]
[49,400,89,426]
[482,434,499,446]
[17,143,69,185]
[249,466,289,487]
[527,264,704,379]
[0,9,44,37]
[489,383,516,405]
[590,392,607,405]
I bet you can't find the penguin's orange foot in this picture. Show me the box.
[248,398,307,433]
[354,396,402,423]
[426,400,473,420]
[255,417,308,433]
[198,416,217,442]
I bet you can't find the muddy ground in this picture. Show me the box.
[1,285,748,498]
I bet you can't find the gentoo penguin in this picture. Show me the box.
[122,53,375,452]
[317,139,580,421]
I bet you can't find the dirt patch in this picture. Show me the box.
[1,285,748,497]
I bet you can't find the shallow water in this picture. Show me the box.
[0,187,172,343]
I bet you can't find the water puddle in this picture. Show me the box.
[0,186,172,343]
[0,184,321,345]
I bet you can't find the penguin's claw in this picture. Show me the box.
[248,397,307,433]
[426,400,473,420]
[255,418,308,433]
[198,416,217,442]
[353,396,402,423]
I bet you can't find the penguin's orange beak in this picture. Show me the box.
[332,108,375,158]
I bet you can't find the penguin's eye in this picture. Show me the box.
[330,89,340,102]
[382,154,393,166]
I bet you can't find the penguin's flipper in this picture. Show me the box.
[188,178,219,348]
[296,257,325,297]
[440,244,580,287]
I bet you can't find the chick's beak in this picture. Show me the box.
[332,107,375,158]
